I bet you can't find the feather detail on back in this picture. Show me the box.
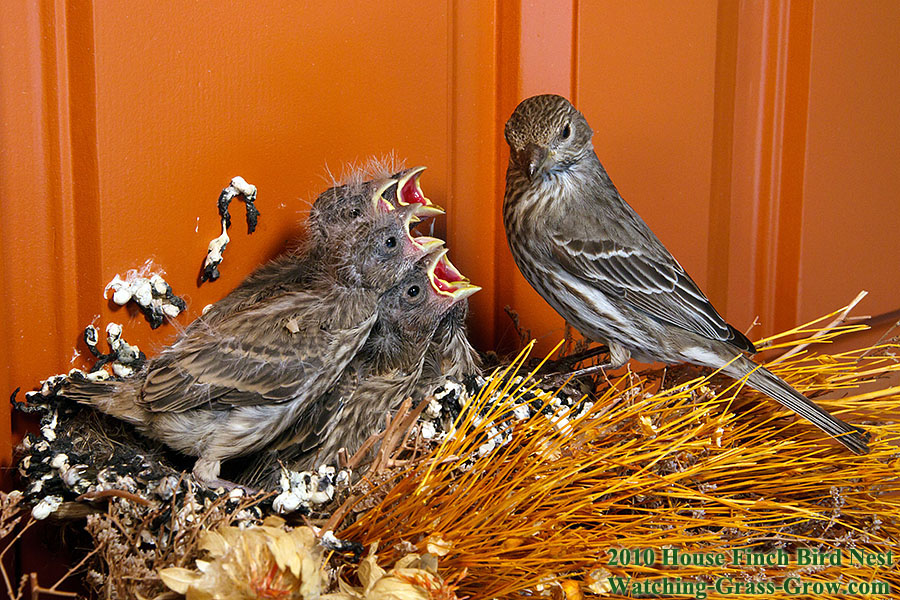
[140,289,378,413]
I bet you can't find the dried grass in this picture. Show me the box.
[83,489,274,598]
[339,303,900,599]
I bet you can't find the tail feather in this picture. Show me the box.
[59,377,147,426]
[729,356,869,455]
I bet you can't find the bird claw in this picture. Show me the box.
[535,345,609,377]
[540,372,573,390]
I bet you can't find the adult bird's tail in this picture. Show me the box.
[58,377,148,426]
[726,355,870,455]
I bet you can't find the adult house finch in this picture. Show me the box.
[60,203,445,486]
[502,94,869,454]
[200,174,443,325]
[239,249,480,487]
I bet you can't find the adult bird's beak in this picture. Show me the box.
[397,166,445,214]
[518,142,548,179]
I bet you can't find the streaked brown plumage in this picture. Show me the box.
[204,164,474,385]
[239,250,480,487]
[60,201,444,485]
[414,259,481,408]
[424,301,480,380]
[503,93,868,454]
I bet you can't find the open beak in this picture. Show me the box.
[517,142,548,180]
[413,235,444,253]
[370,178,399,214]
[407,198,444,225]
[397,166,444,214]
[426,249,481,303]
[395,204,445,254]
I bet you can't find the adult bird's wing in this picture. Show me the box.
[549,188,755,352]
[139,290,377,413]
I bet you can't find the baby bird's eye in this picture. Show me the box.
[407,285,420,297]
[348,207,362,218]
[385,236,398,248]
[561,122,571,140]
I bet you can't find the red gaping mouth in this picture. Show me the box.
[397,167,444,214]
[426,249,480,301]
[434,251,464,285]
[397,204,445,253]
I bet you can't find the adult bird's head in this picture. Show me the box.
[504,94,594,180]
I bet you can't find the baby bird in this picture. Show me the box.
[239,249,480,487]
[390,168,482,385]
[60,201,443,487]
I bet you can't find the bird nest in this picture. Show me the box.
[4,300,900,599]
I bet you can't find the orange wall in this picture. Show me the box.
[799,2,900,324]
[2,1,899,463]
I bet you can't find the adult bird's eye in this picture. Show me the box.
[561,123,571,139]
[407,285,420,297]
[385,236,397,248]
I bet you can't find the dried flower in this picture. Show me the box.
[325,547,462,600]
[160,516,326,599]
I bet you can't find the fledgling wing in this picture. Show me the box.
[549,182,755,353]
[198,250,312,326]
[139,289,377,413]
[236,368,359,488]
[284,368,358,456]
